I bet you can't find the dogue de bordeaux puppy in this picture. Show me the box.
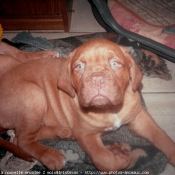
[0,39,175,171]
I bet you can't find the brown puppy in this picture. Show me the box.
[0,39,175,171]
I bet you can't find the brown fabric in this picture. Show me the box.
[115,0,175,27]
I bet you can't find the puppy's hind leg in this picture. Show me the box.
[13,88,66,170]
[17,130,65,170]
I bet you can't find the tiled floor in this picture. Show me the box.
[2,0,175,174]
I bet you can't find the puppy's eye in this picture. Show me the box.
[110,60,122,70]
[74,63,85,71]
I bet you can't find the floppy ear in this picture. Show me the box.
[120,47,142,92]
[57,58,75,98]
[127,52,143,92]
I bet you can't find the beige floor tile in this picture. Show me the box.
[142,93,175,140]
[70,0,105,33]
[142,61,175,93]
[160,164,175,175]
[2,32,23,40]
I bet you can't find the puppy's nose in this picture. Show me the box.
[91,73,105,88]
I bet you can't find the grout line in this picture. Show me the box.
[142,91,175,94]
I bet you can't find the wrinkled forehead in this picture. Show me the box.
[71,43,126,64]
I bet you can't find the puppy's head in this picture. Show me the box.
[59,39,142,108]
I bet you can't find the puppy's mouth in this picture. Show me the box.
[90,95,112,107]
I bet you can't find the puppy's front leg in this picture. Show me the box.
[129,109,175,166]
[76,133,131,171]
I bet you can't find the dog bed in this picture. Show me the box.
[0,32,171,175]
[108,0,175,49]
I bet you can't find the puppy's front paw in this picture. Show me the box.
[40,148,65,170]
[107,143,131,164]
